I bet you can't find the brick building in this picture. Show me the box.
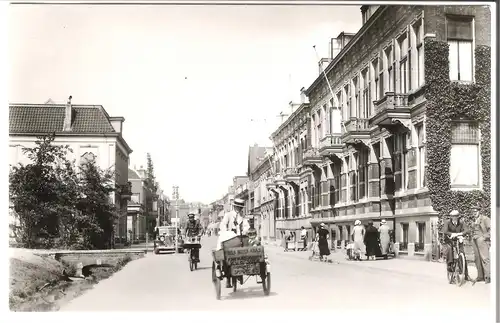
[303,5,491,259]
[268,93,317,244]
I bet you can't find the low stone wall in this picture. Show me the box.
[33,249,146,268]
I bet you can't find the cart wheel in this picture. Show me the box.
[211,262,217,283]
[232,276,238,292]
[214,277,221,300]
[262,273,271,295]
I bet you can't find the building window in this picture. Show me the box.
[361,68,370,118]
[334,163,341,204]
[450,121,480,188]
[385,45,395,92]
[416,123,426,188]
[352,76,359,118]
[358,148,369,200]
[416,222,426,252]
[400,223,409,251]
[447,16,474,82]
[393,133,408,191]
[371,58,379,103]
[398,32,410,93]
[350,153,358,202]
[413,19,425,88]
[345,84,351,120]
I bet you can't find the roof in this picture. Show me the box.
[304,6,386,96]
[247,145,271,176]
[128,168,141,180]
[9,104,116,134]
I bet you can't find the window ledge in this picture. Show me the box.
[450,186,482,192]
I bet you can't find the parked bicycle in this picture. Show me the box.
[447,232,468,287]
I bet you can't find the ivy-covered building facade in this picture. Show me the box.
[303,5,491,259]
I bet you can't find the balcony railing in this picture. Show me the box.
[373,92,409,115]
[319,134,342,148]
[303,147,320,158]
[342,118,370,134]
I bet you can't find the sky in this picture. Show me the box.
[8,3,362,204]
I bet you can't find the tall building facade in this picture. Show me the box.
[268,94,316,244]
[303,5,491,258]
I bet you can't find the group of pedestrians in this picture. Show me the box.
[348,219,392,261]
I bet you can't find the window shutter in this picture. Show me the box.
[446,17,473,40]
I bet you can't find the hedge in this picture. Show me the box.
[423,38,491,239]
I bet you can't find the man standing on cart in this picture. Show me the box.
[185,213,202,261]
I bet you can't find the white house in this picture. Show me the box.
[9,96,134,246]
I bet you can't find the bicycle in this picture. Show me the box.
[446,232,468,287]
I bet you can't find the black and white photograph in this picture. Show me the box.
[5,0,496,320]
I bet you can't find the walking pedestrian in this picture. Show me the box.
[364,221,379,260]
[300,226,308,251]
[470,206,491,284]
[351,220,365,261]
[316,223,330,261]
[378,219,391,258]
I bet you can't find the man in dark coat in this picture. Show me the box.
[443,210,470,278]
[364,221,379,260]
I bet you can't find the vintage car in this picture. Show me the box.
[154,226,184,254]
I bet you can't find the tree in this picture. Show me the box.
[9,134,79,248]
[76,159,118,249]
[9,134,119,249]
[146,153,157,193]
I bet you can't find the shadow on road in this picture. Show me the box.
[195,266,212,271]
[222,286,277,301]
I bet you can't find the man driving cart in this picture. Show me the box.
[185,213,202,262]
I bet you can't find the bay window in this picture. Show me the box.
[447,16,474,82]
[450,121,480,188]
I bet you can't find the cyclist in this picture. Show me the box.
[185,213,202,261]
[443,210,470,279]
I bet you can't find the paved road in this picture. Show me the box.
[60,236,491,313]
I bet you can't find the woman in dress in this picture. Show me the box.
[351,220,366,261]
[378,219,391,258]
[316,223,330,261]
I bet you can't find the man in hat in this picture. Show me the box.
[217,198,248,288]
[185,213,202,261]
[470,206,491,284]
[443,210,470,276]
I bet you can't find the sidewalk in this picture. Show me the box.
[263,242,482,283]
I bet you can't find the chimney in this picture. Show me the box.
[300,87,308,104]
[109,116,125,134]
[63,95,73,131]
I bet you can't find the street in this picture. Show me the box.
[60,236,491,312]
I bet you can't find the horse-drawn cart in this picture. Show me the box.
[211,235,271,300]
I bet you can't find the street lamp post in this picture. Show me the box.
[172,185,180,253]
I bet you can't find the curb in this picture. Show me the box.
[264,244,448,282]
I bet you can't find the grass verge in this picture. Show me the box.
[9,252,134,312]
